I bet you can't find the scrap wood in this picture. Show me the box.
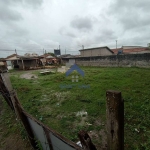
[78,130,97,150]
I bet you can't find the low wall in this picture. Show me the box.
[75,53,150,68]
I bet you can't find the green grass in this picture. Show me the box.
[9,67,150,149]
[0,96,32,150]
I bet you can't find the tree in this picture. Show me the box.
[47,52,55,57]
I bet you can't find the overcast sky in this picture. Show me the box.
[0,0,150,57]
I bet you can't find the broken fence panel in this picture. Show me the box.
[27,117,50,150]
[49,132,76,150]
[1,72,13,91]
[25,112,82,150]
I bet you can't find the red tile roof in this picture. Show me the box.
[111,47,149,54]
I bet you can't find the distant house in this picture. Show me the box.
[59,54,72,58]
[0,58,7,72]
[79,46,114,57]
[111,46,150,54]
[5,54,19,69]
[40,54,57,65]
[5,53,42,70]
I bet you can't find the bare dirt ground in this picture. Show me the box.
[19,66,66,79]
[20,72,38,79]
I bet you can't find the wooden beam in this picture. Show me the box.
[106,90,124,150]
[21,59,25,70]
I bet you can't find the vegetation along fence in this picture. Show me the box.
[0,71,124,150]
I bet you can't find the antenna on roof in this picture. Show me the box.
[82,45,84,50]
[15,49,17,55]
[116,40,117,50]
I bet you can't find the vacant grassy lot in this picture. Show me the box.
[9,67,150,149]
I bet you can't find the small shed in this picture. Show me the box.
[5,54,42,70]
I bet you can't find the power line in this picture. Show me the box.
[0,49,15,51]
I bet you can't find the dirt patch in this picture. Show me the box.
[57,66,67,73]
[1,134,33,150]
[20,73,38,79]
[88,130,107,150]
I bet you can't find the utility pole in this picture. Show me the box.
[82,45,84,50]
[15,49,18,65]
[116,40,117,50]
[15,49,17,55]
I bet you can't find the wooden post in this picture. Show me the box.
[43,127,54,150]
[0,75,14,110]
[106,90,124,150]
[21,59,25,70]
[14,98,37,149]
[78,130,97,150]
[35,59,37,68]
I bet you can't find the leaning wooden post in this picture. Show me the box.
[106,90,124,150]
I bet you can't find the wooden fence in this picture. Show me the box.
[0,71,124,150]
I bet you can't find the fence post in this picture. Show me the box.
[14,95,37,149]
[106,90,124,150]
[78,130,97,150]
[0,75,14,110]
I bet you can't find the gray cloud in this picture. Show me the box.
[109,0,150,30]
[95,29,117,43]
[59,27,76,38]
[70,16,93,31]
[23,0,43,8]
[0,4,22,22]
[111,0,150,11]
[119,14,150,30]
[1,0,150,57]
[0,0,43,23]
[66,32,76,38]
[2,0,43,8]
[6,27,29,37]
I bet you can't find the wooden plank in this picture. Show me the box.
[106,90,124,150]
[78,130,97,150]
[14,96,37,149]
[0,75,14,110]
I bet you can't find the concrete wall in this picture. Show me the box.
[75,53,150,68]
[80,48,113,57]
